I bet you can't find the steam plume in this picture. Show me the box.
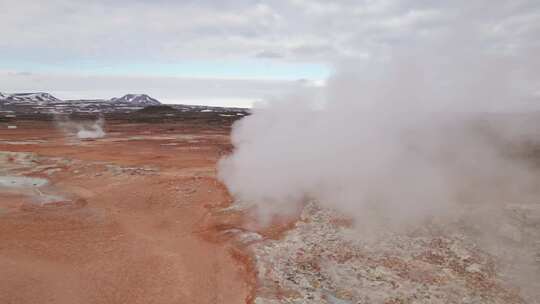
[55,116,106,140]
[76,117,105,139]
[219,27,540,229]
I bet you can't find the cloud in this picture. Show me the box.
[0,1,284,62]
[1,0,539,105]
[255,50,284,59]
[1,0,538,64]
[0,70,309,107]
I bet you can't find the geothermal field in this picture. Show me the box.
[0,112,256,303]
[3,0,540,303]
[1,100,540,304]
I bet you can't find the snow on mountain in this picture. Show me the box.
[110,94,161,106]
[0,93,162,108]
[1,92,62,104]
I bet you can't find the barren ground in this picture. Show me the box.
[0,120,255,304]
[2,118,540,304]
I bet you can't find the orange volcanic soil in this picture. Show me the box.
[0,120,256,304]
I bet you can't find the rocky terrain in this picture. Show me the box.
[244,201,540,304]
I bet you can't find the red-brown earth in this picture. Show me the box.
[0,120,259,304]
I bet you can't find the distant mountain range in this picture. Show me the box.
[0,92,162,106]
[111,94,161,106]
[0,92,62,104]
[0,92,249,116]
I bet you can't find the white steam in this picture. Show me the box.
[219,28,540,228]
[76,117,105,139]
[55,116,106,140]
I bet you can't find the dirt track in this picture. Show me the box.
[0,120,255,304]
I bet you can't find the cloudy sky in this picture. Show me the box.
[1,0,539,107]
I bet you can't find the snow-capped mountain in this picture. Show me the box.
[0,92,248,116]
[110,94,161,106]
[0,92,61,104]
